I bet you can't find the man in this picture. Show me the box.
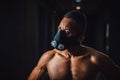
[28,10,120,80]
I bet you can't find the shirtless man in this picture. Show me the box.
[28,10,120,80]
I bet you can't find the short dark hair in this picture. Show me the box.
[64,10,87,35]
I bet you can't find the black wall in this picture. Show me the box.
[0,0,38,80]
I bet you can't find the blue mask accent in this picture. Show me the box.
[51,30,78,50]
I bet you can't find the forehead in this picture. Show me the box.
[59,18,77,28]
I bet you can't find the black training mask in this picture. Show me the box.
[51,30,79,50]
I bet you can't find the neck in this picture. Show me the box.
[68,45,86,56]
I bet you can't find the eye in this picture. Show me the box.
[65,29,70,35]
[65,29,69,33]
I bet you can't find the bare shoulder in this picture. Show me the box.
[39,49,56,60]
[82,45,114,65]
[28,49,56,80]
[37,49,56,67]
[83,45,120,79]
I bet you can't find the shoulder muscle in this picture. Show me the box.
[37,50,55,67]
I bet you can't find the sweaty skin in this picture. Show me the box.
[28,18,120,80]
[47,46,100,80]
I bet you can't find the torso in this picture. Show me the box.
[46,46,100,80]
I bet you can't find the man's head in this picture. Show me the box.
[51,10,87,50]
[58,10,87,37]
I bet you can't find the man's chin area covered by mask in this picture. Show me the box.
[51,30,81,51]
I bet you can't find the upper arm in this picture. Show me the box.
[99,53,120,80]
[28,65,47,80]
[28,50,55,80]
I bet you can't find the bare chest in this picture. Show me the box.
[47,53,99,80]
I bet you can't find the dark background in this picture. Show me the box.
[0,0,120,80]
